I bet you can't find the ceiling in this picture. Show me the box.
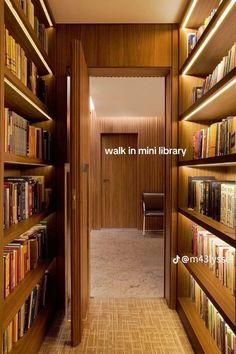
[48,0,188,24]
[90,77,165,117]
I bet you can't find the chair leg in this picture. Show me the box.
[142,215,145,236]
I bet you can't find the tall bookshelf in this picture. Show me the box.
[0,0,57,353]
[178,1,236,353]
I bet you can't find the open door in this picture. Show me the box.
[70,40,90,346]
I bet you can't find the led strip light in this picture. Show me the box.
[5,0,53,74]
[181,0,198,29]
[183,77,236,121]
[4,77,52,120]
[39,0,53,27]
[182,0,236,75]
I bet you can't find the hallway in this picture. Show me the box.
[39,298,193,353]
[91,229,164,298]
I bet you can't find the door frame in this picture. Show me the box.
[69,53,178,344]
[88,66,178,309]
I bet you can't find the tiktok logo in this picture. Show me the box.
[172,255,180,264]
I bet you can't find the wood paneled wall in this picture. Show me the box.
[91,116,165,230]
[55,24,177,309]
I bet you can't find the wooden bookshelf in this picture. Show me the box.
[4,0,54,75]
[3,258,55,329]
[180,67,236,122]
[179,253,236,329]
[10,304,54,354]
[32,0,55,28]
[4,67,52,121]
[181,0,220,29]
[3,211,52,246]
[180,0,236,76]
[179,207,236,246]
[178,298,220,354]
[0,1,56,352]
[178,1,236,352]
[4,152,51,166]
[178,154,236,167]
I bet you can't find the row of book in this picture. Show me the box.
[5,28,46,102]
[4,176,52,229]
[188,176,236,229]
[192,42,236,102]
[187,7,218,56]
[190,275,235,353]
[193,116,236,159]
[3,272,49,354]
[3,223,49,298]
[17,0,49,53]
[192,225,235,295]
[4,108,52,160]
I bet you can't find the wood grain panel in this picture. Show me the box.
[91,116,165,230]
[164,26,179,309]
[56,24,172,68]
[101,134,137,228]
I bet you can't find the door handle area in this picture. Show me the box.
[103,179,110,182]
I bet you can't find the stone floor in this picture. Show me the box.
[91,229,164,298]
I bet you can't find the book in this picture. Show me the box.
[4,28,47,100]
[188,177,236,228]
[193,117,236,159]
[190,275,235,352]
[3,272,50,353]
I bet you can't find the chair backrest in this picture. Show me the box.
[142,193,164,211]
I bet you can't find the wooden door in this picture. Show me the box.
[101,134,137,228]
[71,40,90,346]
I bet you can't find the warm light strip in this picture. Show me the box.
[5,0,53,74]
[181,0,198,28]
[183,78,236,121]
[183,162,236,167]
[39,0,53,27]
[182,0,236,75]
[4,77,52,120]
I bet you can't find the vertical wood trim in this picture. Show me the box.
[0,0,4,350]
[164,25,178,309]
[71,40,82,346]
[71,39,90,346]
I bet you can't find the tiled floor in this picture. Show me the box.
[39,298,193,354]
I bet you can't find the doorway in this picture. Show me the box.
[101,133,138,228]
[69,42,177,345]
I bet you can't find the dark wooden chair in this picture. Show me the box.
[142,193,165,235]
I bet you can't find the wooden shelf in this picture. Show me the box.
[32,0,55,28]
[178,298,220,354]
[178,154,236,167]
[4,0,54,75]
[182,0,220,29]
[179,252,236,330]
[4,67,53,121]
[178,207,236,247]
[4,153,51,166]
[180,67,236,122]
[180,0,236,76]
[3,259,55,329]
[9,304,54,354]
[3,211,52,246]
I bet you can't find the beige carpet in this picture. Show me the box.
[91,229,164,298]
[39,298,193,354]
